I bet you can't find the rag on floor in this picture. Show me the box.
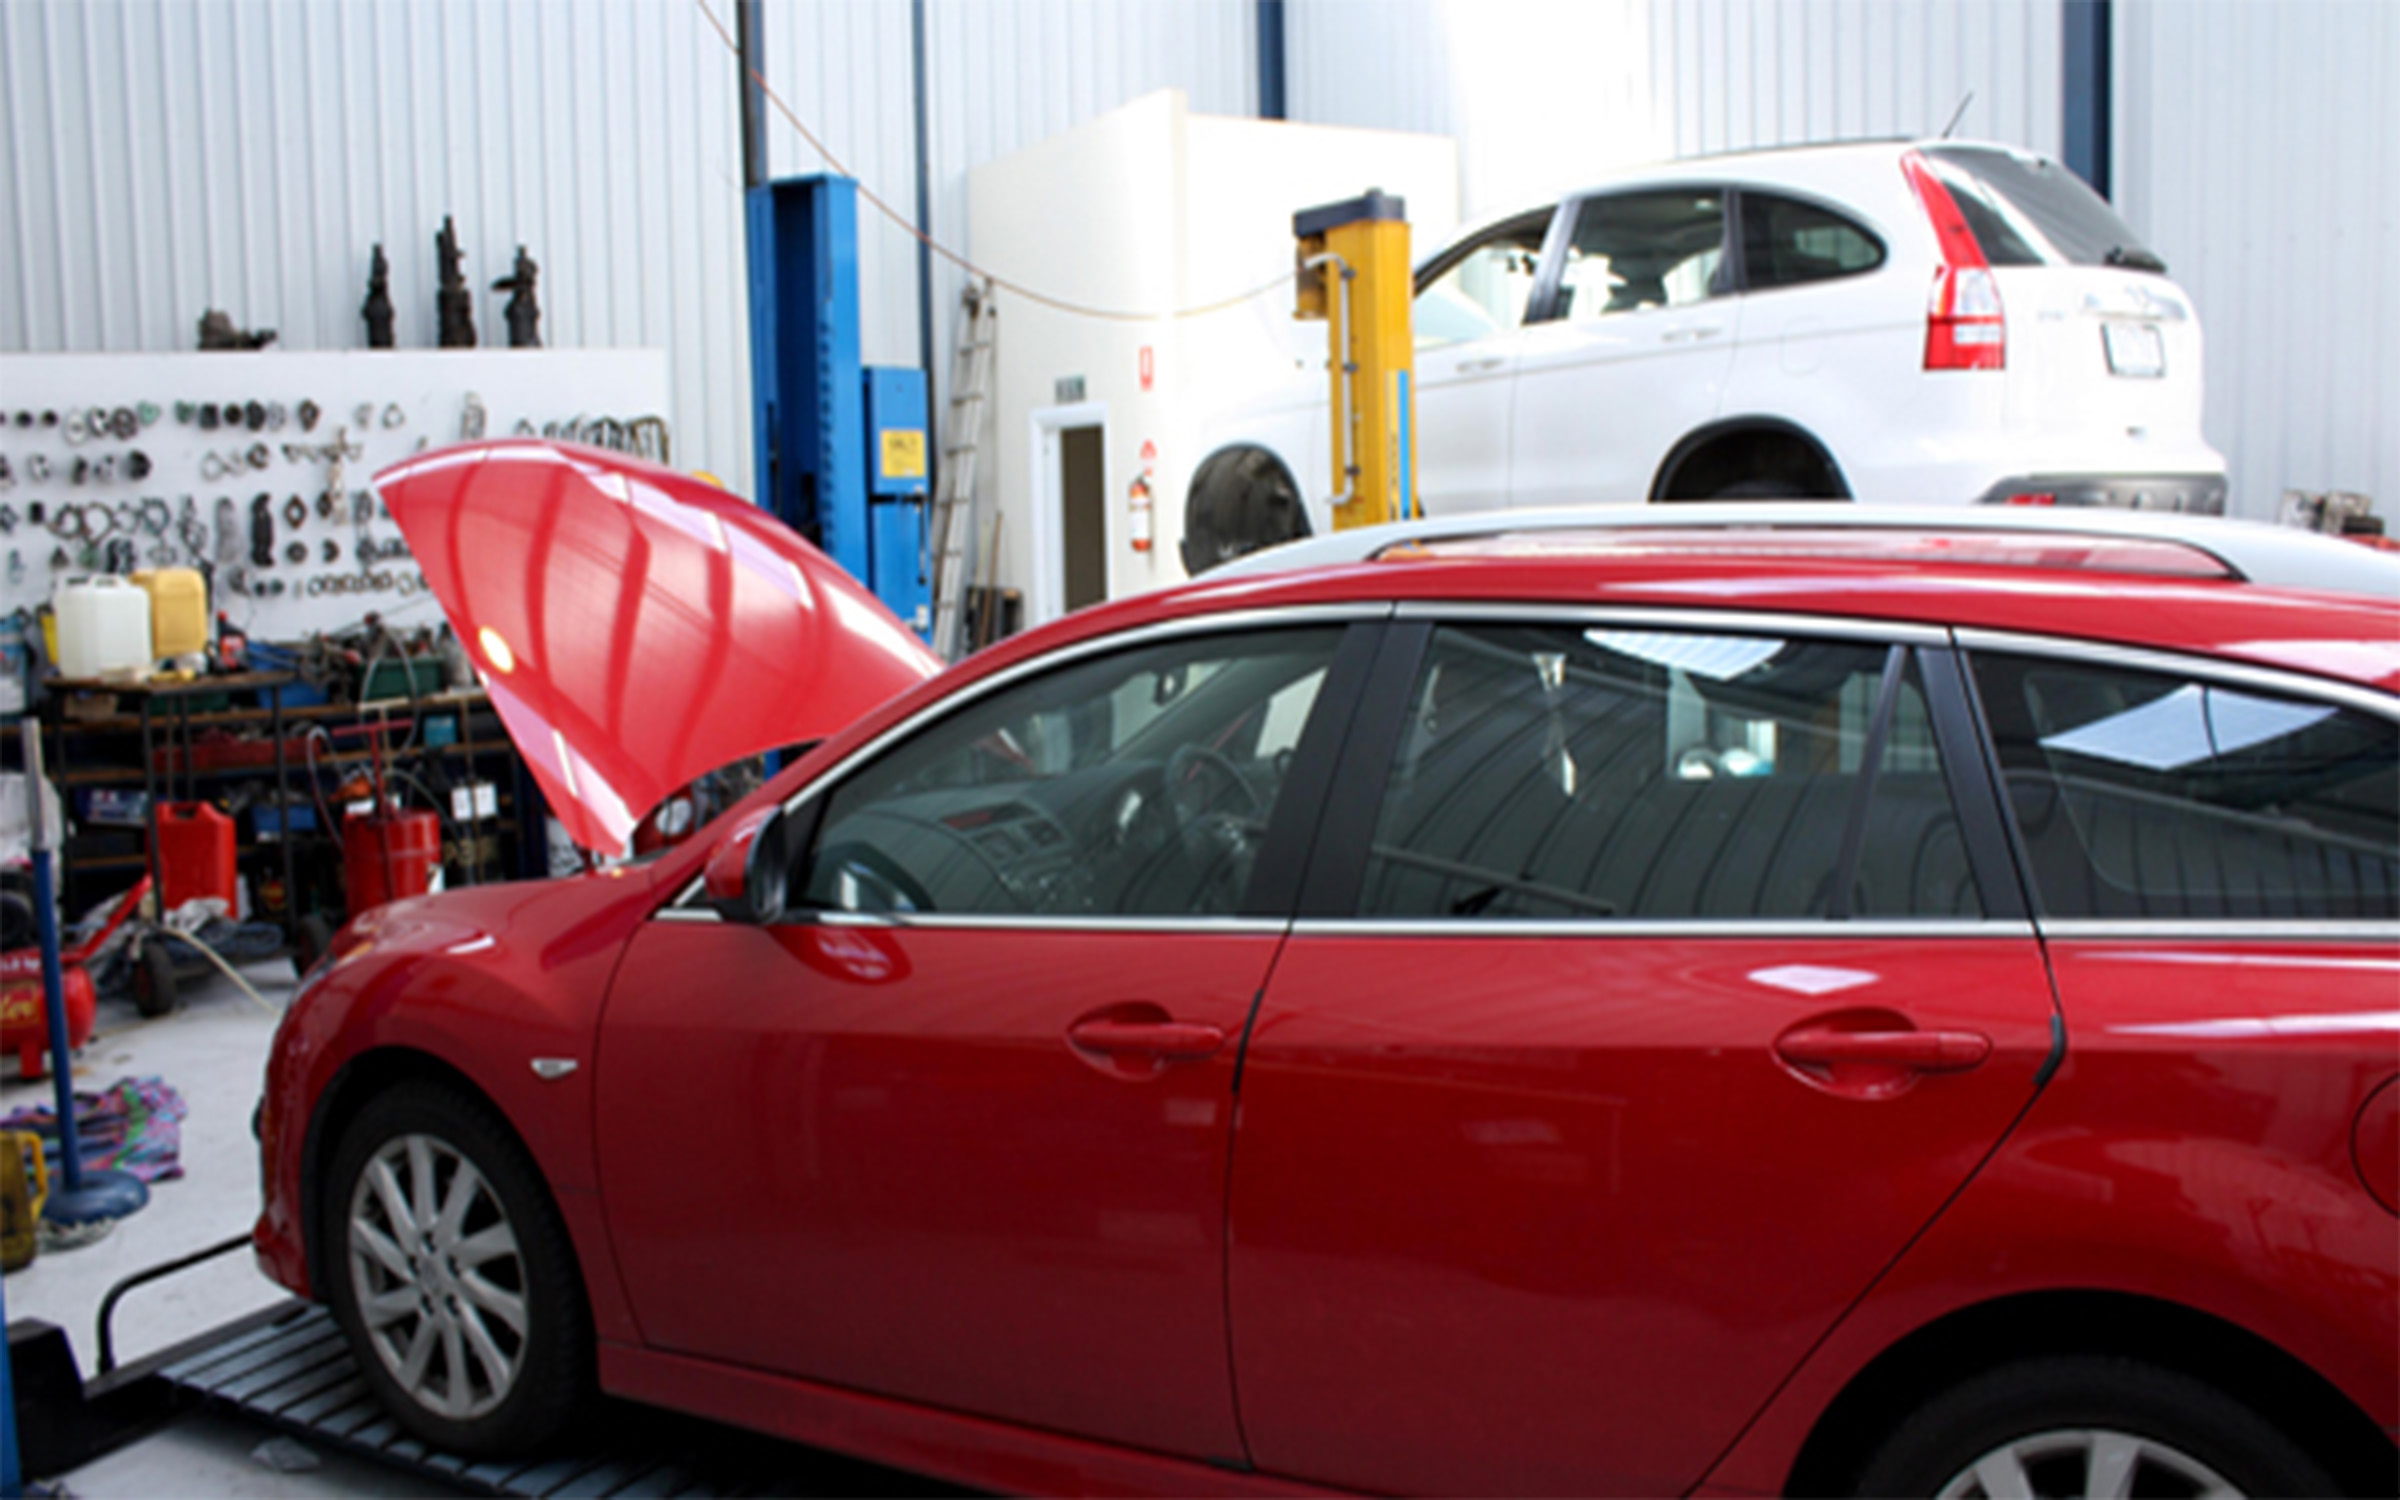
[0,1075,188,1182]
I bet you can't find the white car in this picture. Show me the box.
[1182,140,2228,571]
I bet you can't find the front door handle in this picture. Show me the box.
[1067,1017,1227,1062]
[1660,324,1726,344]
[1456,356,1508,374]
[1775,1027,1991,1073]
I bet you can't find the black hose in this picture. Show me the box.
[96,1231,252,1374]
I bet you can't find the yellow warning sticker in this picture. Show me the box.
[881,429,927,480]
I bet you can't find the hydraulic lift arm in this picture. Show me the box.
[1294,190,1416,529]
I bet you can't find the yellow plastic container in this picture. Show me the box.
[133,567,209,660]
[2,1128,47,1272]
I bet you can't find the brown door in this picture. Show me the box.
[1062,423,1106,611]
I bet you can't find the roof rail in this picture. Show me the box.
[1201,502,2400,598]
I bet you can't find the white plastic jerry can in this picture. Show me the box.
[53,576,155,679]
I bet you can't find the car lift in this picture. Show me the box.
[1294,189,1418,529]
[9,1241,940,1495]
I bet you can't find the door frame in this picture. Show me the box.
[1028,401,1109,627]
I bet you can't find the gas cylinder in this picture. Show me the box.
[0,958,95,1080]
[342,807,443,914]
[1,1129,48,1271]
[154,801,238,913]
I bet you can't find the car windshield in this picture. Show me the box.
[1921,145,2154,269]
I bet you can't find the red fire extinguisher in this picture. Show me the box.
[1127,474,1154,553]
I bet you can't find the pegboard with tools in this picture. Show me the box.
[0,349,670,641]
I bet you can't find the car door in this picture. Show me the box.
[1409,208,1557,517]
[1507,189,1740,506]
[1226,615,2060,1495]
[594,617,1369,1466]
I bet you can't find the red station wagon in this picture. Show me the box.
[256,444,2400,1498]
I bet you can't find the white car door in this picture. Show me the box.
[1409,209,1555,518]
[1507,189,1739,506]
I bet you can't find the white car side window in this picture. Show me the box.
[1414,215,1549,350]
[1557,190,1727,321]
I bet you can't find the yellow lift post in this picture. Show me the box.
[1294,190,1416,529]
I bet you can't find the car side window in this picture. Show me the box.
[1554,190,1727,322]
[1358,624,1980,920]
[1739,192,1886,291]
[799,627,1344,919]
[1970,653,2398,920]
[1413,211,1551,350]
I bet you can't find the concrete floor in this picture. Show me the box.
[4,955,298,1376]
[0,952,414,1496]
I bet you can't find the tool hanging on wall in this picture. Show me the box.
[435,218,476,348]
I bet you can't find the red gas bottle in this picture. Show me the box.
[342,807,443,914]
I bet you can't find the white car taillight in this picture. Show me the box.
[1903,152,2005,372]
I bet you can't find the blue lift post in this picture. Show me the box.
[746,174,933,640]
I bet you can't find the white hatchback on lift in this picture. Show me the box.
[1180,140,2228,571]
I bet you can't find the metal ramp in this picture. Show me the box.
[155,1300,939,1498]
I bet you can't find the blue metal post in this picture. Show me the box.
[2062,0,2112,198]
[2,1245,18,1499]
[1257,0,1287,120]
[19,722,146,1230]
[746,175,869,588]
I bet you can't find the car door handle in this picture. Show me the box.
[1456,356,1507,373]
[1066,1018,1228,1061]
[1660,325,1726,344]
[1775,1027,1991,1073]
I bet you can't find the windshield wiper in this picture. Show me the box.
[2104,245,2168,274]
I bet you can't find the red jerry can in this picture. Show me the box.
[154,801,239,913]
[343,808,443,915]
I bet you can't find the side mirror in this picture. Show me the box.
[704,806,792,923]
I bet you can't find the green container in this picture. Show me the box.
[362,657,447,702]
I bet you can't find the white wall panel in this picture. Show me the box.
[2118,0,2399,516]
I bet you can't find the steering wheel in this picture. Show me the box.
[1165,744,1265,827]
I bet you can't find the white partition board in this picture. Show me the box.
[0,349,671,641]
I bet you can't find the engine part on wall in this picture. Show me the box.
[25,455,47,483]
[63,410,91,443]
[435,217,475,348]
[0,504,15,533]
[283,495,307,529]
[102,535,135,573]
[297,398,322,432]
[363,244,396,349]
[216,497,240,567]
[284,539,306,566]
[322,538,340,564]
[0,456,11,489]
[494,246,542,348]
[251,494,274,567]
[178,496,208,558]
[196,309,277,351]
[197,402,219,431]
[380,403,406,429]
[127,450,152,480]
[460,392,487,441]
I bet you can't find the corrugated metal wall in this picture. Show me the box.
[6,1,2390,519]
[0,0,1258,498]
[2118,0,2399,516]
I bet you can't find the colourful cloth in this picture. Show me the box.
[0,1075,187,1182]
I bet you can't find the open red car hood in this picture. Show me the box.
[375,441,941,852]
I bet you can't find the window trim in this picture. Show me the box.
[1955,628,2400,929]
[661,603,1393,922]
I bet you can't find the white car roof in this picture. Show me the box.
[1202,503,2400,600]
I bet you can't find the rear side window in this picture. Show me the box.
[1919,146,2154,269]
[1971,653,2399,919]
[1739,193,1886,290]
[1356,625,1980,920]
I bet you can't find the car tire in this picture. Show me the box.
[1181,446,1306,574]
[325,1079,592,1458]
[1853,1354,2337,1498]
[1703,474,1837,500]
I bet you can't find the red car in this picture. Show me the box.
[256,444,2399,1498]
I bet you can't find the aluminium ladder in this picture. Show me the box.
[929,279,997,661]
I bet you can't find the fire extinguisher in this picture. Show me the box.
[1127,474,1154,553]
